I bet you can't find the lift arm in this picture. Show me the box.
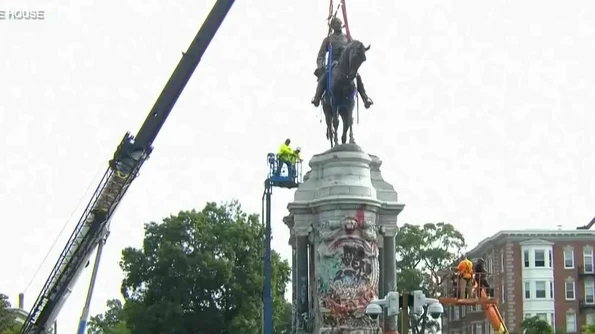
[20,1,236,333]
[479,289,509,334]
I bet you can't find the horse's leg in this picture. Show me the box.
[347,101,355,144]
[339,106,350,144]
[324,111,333,145]
[323,99,335,148]
[326,116,334,148]
[332,110,339,146]
[341,117,348,144]
[348,112,355,144]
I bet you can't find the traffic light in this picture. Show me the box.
[412,290,426,315]
[386,291,400,316]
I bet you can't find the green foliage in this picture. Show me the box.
[89,201,291,334]
[87,299,130,334]
[396,222,466,295]
[521,316,554,334]
[584,324,595,334]
[395,223,466,334]
[0,294,19,334]
[275,302,292,334]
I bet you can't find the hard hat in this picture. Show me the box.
[295,147,301,151]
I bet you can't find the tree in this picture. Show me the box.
[91,201,291,334]
[395,223,466,334]
[583,324,595,334]
[87,299,130,334]
[0,294,18,334]
[274,302,292,334]
[521,316,554,334]
[88,299,291,334]
[396,223,466,294]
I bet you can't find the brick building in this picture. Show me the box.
[441,229,595,334]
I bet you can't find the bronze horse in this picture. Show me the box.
[322,40,370,147]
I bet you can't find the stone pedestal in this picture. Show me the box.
[284,144,404,334]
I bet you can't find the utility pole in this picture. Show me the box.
[400,291,409,334]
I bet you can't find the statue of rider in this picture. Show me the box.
[311,17,373,108]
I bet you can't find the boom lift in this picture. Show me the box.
[20,1,236,333]
[261,154,302,334]
[440,271,509,334]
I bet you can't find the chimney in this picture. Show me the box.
[18,293,24,309]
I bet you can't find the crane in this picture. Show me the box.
[262,154,302,334]
[20,1,236,333]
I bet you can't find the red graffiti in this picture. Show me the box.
[322,287,376,326]
[344,206,366,235]
[355,206,365,227]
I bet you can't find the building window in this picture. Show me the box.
[487,256,493,272]
[586,281,595,304]
[548,249,552,267]
[500,252,504,273]
[585,248,594,273]
[566,280,575,300]
[564,248,574,268]
[587,313,595,326]
[474,323,482,334]
[523,250,530,267]
[501,283,505,303]
[534,250,545,267]
[524,282,531,299]
[549,281,554,298]
[551,312,555,328]
[536,313,547,322]
[566,312,576,332]
[484,320,492,334]
[535,281,546,298]
[524,313,531,319]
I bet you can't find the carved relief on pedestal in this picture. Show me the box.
[315,211,379,329]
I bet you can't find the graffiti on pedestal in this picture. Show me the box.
[316,207,379,328]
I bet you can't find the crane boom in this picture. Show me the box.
[20,1,236,332]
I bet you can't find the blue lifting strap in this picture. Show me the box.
[326,44,336,115]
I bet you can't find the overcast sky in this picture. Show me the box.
[1,0,595,332]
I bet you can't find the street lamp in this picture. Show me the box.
[411,290,444,319]
[367,291,400,318]
[368,291,445,333]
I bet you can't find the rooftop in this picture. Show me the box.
[467,229,595,255]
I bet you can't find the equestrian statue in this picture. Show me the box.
[311,17,374,147]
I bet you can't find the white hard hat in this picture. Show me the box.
[296,147,301,151]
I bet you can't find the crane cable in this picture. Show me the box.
[329,0,360,124]
[320,0,361,124]
[327,0,351,40]
[23,168,103,294]
[339,0,352,41]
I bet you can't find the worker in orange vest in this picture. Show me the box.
[457,256,474,298]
